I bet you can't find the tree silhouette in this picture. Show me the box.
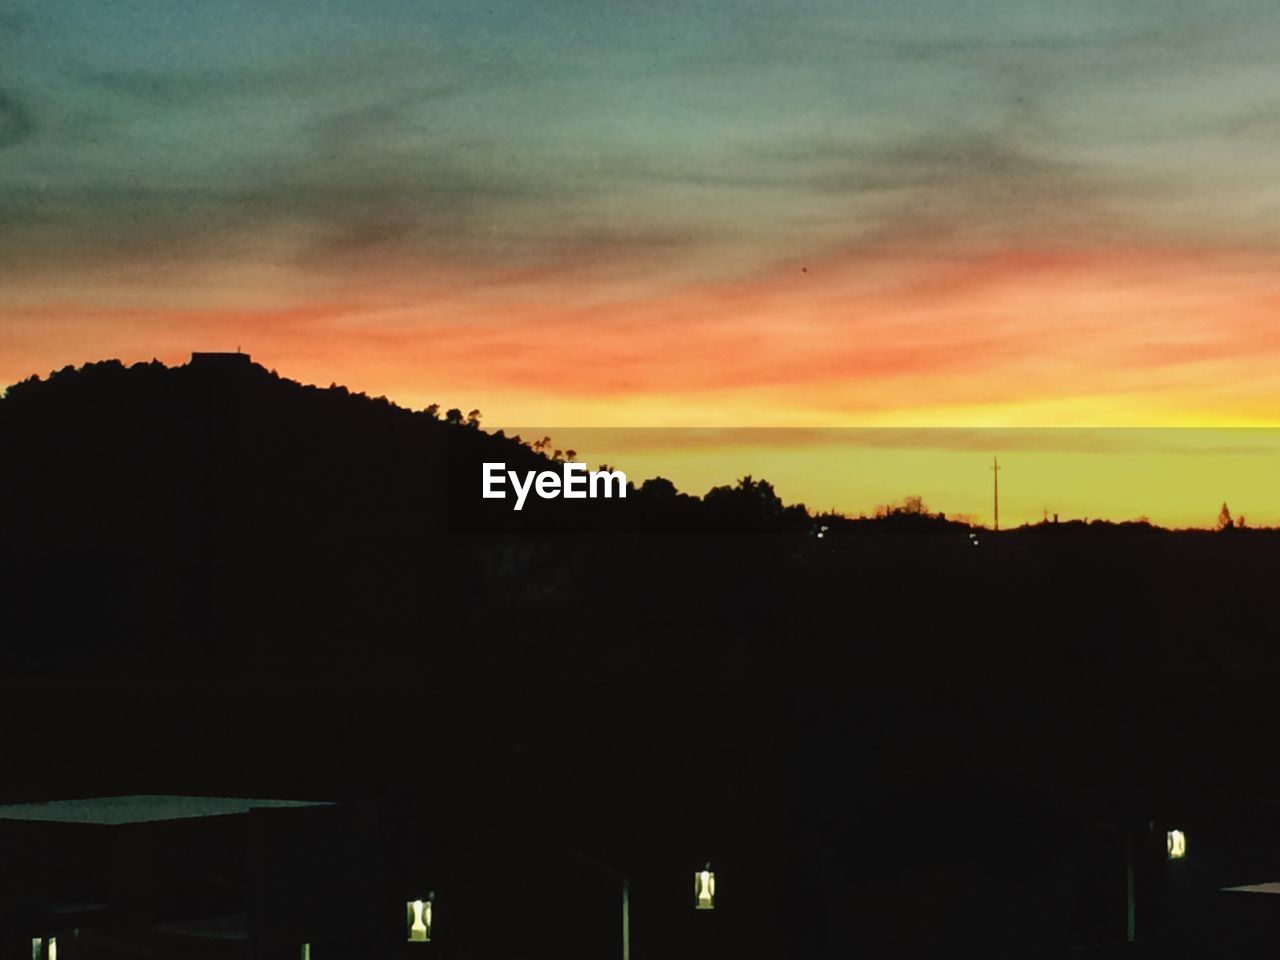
[638,477,679,499]
[876,495,931,518]
[1218,502,1234,531]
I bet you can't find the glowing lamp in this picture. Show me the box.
[1167,829,1187,860]
[694,864,715,910]
[407,894,434,942]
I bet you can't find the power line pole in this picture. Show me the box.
[991,456,1001,531]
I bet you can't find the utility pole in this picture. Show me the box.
[991,456,1001,531]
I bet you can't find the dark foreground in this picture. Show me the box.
[4,358,1280,957]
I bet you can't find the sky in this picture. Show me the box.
[4,1,1280,523]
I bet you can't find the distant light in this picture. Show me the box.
[695,864,715,910]
[407,895,434,942]
[1167,829,1187,860]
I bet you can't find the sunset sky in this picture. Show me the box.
[4,1,1280,524]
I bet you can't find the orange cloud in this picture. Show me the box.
[6,241,1280,433]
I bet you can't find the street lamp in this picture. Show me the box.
[1167,829,1187,860]
[569,848,631,960]
[694,863,715,910]
[407,894,434,942]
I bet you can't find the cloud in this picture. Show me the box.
[0,91,33,148]
[6,0,1276,293]
[539,427,1280,458]
[83,66,306,108]
[0,6,27,39]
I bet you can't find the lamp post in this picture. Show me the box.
[1088,821,1138,943]
[571,848,630,960]
[694,863,716,910]
[571,850,718,956]
[407,893,434,942]
[622,878,630,960]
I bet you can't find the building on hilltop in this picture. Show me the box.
[190,351,252,369]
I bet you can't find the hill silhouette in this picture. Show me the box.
[5,355,1275,681]
[6,356,1280,957]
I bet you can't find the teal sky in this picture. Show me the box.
[5,0,1280,284]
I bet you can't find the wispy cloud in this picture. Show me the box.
[0,90,34,148]
[548,427,1280,457]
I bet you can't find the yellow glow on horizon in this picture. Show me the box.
[540,428,1280,529]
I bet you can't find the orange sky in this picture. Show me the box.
[7,242,1280,430]
[7,244,1280,528]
